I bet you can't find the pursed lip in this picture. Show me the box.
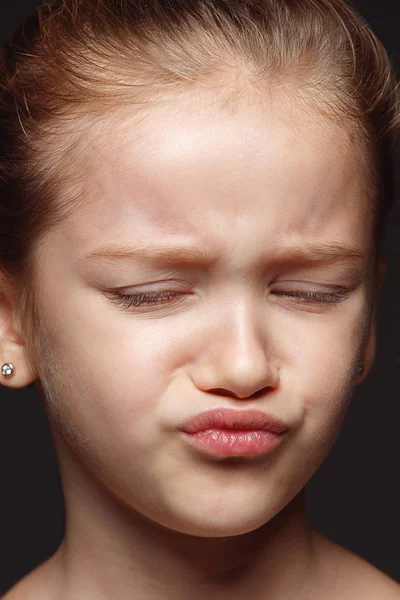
[179,407,288,434]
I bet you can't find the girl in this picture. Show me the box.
[1,0,400,598]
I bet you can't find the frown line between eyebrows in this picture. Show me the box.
[78,241,366,271]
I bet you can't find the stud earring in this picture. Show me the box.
[358,362,364,374]
[2,363,15,378]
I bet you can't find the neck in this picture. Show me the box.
[47,426,317,600]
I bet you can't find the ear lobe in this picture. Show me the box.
[0,294,38,389]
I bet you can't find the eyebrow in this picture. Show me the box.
[81,243,219,267]
[80,241,365,269]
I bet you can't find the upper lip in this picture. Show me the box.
[180,407,288,434]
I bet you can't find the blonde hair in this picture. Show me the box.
[0,0,398,380]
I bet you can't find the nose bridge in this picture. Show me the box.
[193,295,280,399]
[219,298,266,358]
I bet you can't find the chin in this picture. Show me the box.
[162,515,269,538]
[153,495,280,538]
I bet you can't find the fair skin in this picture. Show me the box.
[1,84,399,599]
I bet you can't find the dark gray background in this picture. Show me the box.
[0,1,399,595]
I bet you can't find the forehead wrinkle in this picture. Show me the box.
[53,79,375,243]
[59,87,372,260]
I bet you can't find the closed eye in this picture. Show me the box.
[272,290,350,304]
[108,289,350,311]
[109,290,186,309]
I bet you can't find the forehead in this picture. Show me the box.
[56,87,374,258]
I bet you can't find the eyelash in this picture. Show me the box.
[113,291,185,309]
[110,289,350,310]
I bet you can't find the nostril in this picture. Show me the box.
[208,388,230,397]
[249,388,267,400]
[208,387,271,400]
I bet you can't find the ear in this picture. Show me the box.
[356,315,376,384]
[0,284,38,389]
[356,258,386,384]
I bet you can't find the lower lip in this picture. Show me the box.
[181,429,285,457]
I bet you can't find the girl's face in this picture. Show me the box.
[33,88,375,537]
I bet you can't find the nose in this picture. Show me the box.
[190,305,280,401]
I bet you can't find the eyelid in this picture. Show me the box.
[103,279,192,293]
[270,276,364,292]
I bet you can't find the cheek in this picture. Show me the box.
[36,311,188,526]
[288,310,367,465]
[300,311,364,399]
[36,303,174,457]
[269,293,368,434]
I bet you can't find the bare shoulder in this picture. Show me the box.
[2,573,35,600]
[311,529,400,599]
[1,555,62,600]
